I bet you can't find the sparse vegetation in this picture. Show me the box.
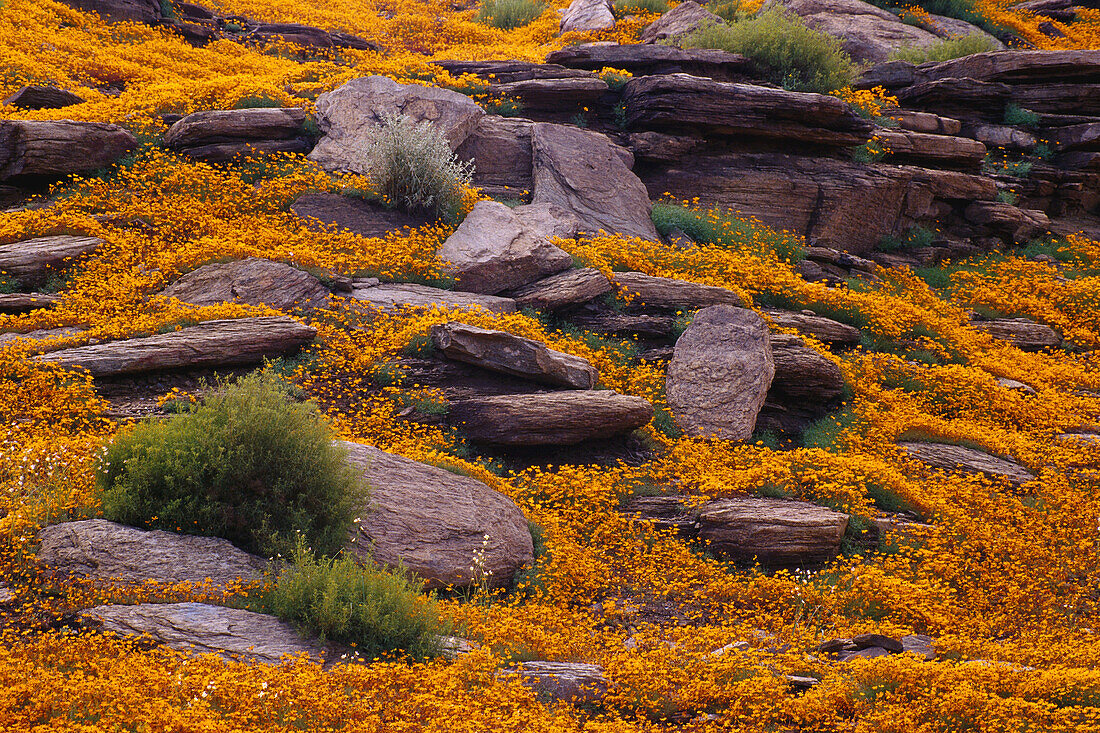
[614,0,669,14]
[651,201,806,262]
[1004,103,1041,128]
[889,33,1000,63]
[474,0,545,29]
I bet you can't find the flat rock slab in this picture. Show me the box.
[449,390,653,445]
[162,257,330,311]
[768,333,844,402]
[508,267,612,310]
[341,441,533,589]
[35,316,316,377]
[492,78,608,114]
[506,661,608,704]
[0,235,103,287]
[915,50,1100,85]
[37,519,266,589]
[764,309,862,346]
[0,292,58,314]
[694,496,850,566]
[83,602,324,664]
[165,108,308,148]
[350,282,516,313]
[666,305,775,441]
[898,441,1036,487]
[3,85,84,110]
[431,322,598,389]
[291,192,431,238]
[1,121,137,181]
[972,318,1061,351]
[546,45,753,82]
[613,271,745,309]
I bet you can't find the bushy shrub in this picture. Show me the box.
[97,371,363,558]
[258,538,445,661]
[890,33,999,63]
[1003,103,1040,128]
[681,11,856,94]
[474,0,545,29]
[651,201,806,262]
[614,0,669,15]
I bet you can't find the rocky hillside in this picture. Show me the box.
[2,0,1100,730]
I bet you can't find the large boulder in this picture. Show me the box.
[665,305,775,441]
[164,108,311,163]
[0,121,136,181]
[438,201,576,294]
[349,281,517,313]
[560,0,615,33]
[613,271,745,309]
[342,442,533,589]
[531,123,660,241]
[309,76,484,173]
[774,0,940,63]
[37,519,266,590]
[449,391,653,445]
[640,1,723,44]
[694,496,850,566]
[162,258,330,311]
[971,317,1062,350]
[0,235,103,287]
[59,0,161,23]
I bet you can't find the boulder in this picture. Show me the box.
[560,0,615,33]
[309,76,484,173]
[546,45,754,82]
[0,121,136,181]
[430,322,599,389]
[162,258,330,311]
[0,293,59,314]
[665,305,775,440]
[763,309,862,346]
[291,192,431,238]
[506,661,608,704]
[37,519,266,589]
[924,14,1003,49]
[767,333,844,402]
[342,441,533,589]
[531,123,660,241]
[613,271,746,309]
[433,60,596,83]
[569,311,674,338]
[164,108,311,162]
[1045,123,1100,152]
[964,123,1037,151]
[508,267,612,310]
[625,131,705,163]
[896,78,1012,121]
[971,317,1061,350]
[891,110,962,136]
[774,0,940,63]
[491,78,609,114]
[456,116,534,199]
[35,316,316,377]
[449,390,653,444]
[83,603,325,664]
[640,1,722,43]
[898,441,1036,487]
[0,235,103,287]
[438,201,575,294]
[3,86,84,110]
[963,202,1050,244]
[59,0,161,23]
[349,281,517,313]
[694,496,850,566]
[915,50,1100,85]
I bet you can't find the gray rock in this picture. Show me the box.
[764,309,862,346]
[456,116,534,199]
[291,192,431,238]
[164,108,308,148]
[898,441,1036,487]
[666,305,775,441]
[59,0,161,23]
[3,85,84,110]
[971,317,1061,351]
[0,235,103,288]
[774,0,939,63]
[901,634,936,659]
[162,258,330,311]
[613,271,745,309]
[545,44,754,82]
[924,14,1003,49]
[640,1,722,43]
[506,661,608,704]
[840,646,893,661]
[0,121,136,181]
[342,441,533,589]
[694,496,849,566]
[853,633,903,652]
[559,0,615,33]
[349,282,517,313]
[37,519,266,589]
[509,267,612,310]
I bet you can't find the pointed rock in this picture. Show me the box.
[559,0,615,33]
[3,85,84,110]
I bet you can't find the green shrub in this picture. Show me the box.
[97,371,363,558]
[651,201,806,262]
[889,33,999,64]
[258,537,445,660]
[474,0,545,29]
[614,0,669,14]
[1003,103,1040,128]
[681,10,856,94]
[709,0,748,22]
[233,94,283,109]
[877,225,936,253]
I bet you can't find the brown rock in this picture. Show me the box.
[291,192,431,238]
[613,271,745,308]
[896,78,1012,121]
[59,0,161,23]
[898,441,1036,486]
[853,633,904,652]
[545,44,754,82]
[162,258,330,311]
[640,1,722,43]
[560,0,615,33]
[763,309,862,346]
[963,201,1050,243]
[775,0,939,63]
[768,333,844,402]
[349,282,517,313]
[0,292,59,314]
[0,121,137,181]
[971,317,1061,350]
[509,267,612,310]
[964,123,1037,151]
[456,116,534,199]
[164,108,308,148]
[433,60,596,83]
[570,311,674,338]
[916,50,1100,85]
[625,131,704,164]
[0,235,103,287]
[891,109,962,136]
[876,129,986,170]
[1045,123,1100,152]
[492,78,608,114]
[694,495,849,566]
[3,86,84,110]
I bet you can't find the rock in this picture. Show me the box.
[768,333,844,402]
[613,271,745,309]
[964,123,1037,151]
[59,0,161,23]
[786,675,821,690]
[924,14,1003,49]
[898,441,1036,487]
[694,496,849,566]
[901,634,936,659]
[840,646,893,661]
[3,86,84,110]
[621,495,696,535]
[0,235,103,287]
[491,78,608,114]
[449,390,653,445]
[0,326,85,350]
[620,74,873,147]
[430,322,599,389]
[896,78,1012,121]
[164,108,311,162]
[774,0,940,63]
[37,519,266,589]
[508,267,612,310]
[915,50,1100,85]
[433,60,596,83]
[291,192,430,238]
[83,603,325,664]
[996,377,1037,395]
[438,201,575,294]
[891,110,962,136]
[162,258,330,311]
[570,311,674,338]
[35,316,316,377]
[853,633,904,652]
[342,441,533,589]
[640,1,722,43]
[665,306,774,440]
[626,131,704,163]
[349,282,517,313]
[545,45,754,82]
[309,76,484,173]
[456,116,533,199]
[875,129,986,170]
[1045,123,1100,152]
[1010,84,1100,117]
[506,661,608,704]
[763,309,862,346]
[531,123,660,241]
[0,121,137,181]
[0,292,59,314]
[559,0,615,33]
[971,317,1062,350]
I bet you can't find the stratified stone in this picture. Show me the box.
[694,496,850,566]
[349,282,517,313]
[449,391,653,445]
[509,268,612,310]
[162,258,330,311]
[0,235,103,287]
[898,441,1036,487]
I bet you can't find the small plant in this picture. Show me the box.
[671,311,694,340]
[1003,103,1041,128]
[650,201,805,262]
[569,112,589,128]
[996,189,1019,205]
[158,0,178,21]
[983,150,1033,178]
[850,135,888,164]
[877,225,936,253]
[613,102,629,129]
[1031,141,1054,160]
[223,20,246,33]
[482,95,524,116]
[614,0,669,14]
[598,66,634,91]
[889,33,999,64]
[474,0,545,29]
[709,0,747,22]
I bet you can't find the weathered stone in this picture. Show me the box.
[59,0,161,23]
[899,441,1036,487]
[768,334,844,402]
[84,603,325,664]
[35,316,316,377]
[923,14,1004,48]
[309,76,484,173]
[840,646,893,661]
[162,258,330,311]
[694,496,849,566]
[438,201,575,294]
[546,44,754,82]
[575,311,674,339]
[1045,123,1100,152]
[491,78,608,114]
[963,201,1050,243]
[620,495,696,535]
[430,322,599,389]
[763,309,862,346]
[433,60,596,84]
[997,377,1037,395]
[902,634,937,660]
[0,121,137,181]
[164,108,308,148]
[342,441,533,589]
[456,116,534,198]
[853,633,904,652]
[3,86,84,110]
[509,267,612,310]
[972,317,1062,350]
[0,326,84,349]
[449,391,653,445]
[641,1,721,43]
[1010,84,1100,116]
[876,129,986,170]
[891,109,962,136]
[965,123,1037,151]
[613,271,745,309]
[349,282,517,313]
[506,662,608,704]
[666,305,775,441]
[916,50,1100,85]
[774,0,939,63]
[560,0,615,33]
[0,292,59,314]
[896,78,1012,121]
[0,235,103,287]
[625,131,704,163]
[37,519,266,589]
[291,192,430,238]
[532,123,659,241]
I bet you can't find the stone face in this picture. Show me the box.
[546,45,754,82]
[37,519,266,589]
[455,116,534,199]
[349,282,517,313]
[162,258,330,311]
[449,391,653,445]
[59,0,161,22]
[531,123,660,241]
[875,129,986,170]
[309,76,484,173]
[767,334,844,402]
[763,309,862,346]
[613,271,745,309]
[694,496,850,566]
[570,311,674,338]
[966,123,1037,151]
[776,0,939,63]
[0,235,103,287]
[0,293,59,314]
[1045,123,1100,152]
[916,50,1100,85]
[438,201,576,294]
[291,192,430,238]
[507,662,608,704]
[898,441,1036,487]
[972,317,1062,350]
[963,202,1050,244]
[430,322,599,389]
[35,316,316,377]
[923,14,1003,49]
[640,1,722,43]
[84,603,324,664]
[491,78,608,114]
[559,0,615,33]
[342,441,533,589]
[666,305,775,441]
[3,86,84,110]
[0,121,137,181]
[509,267,612,310]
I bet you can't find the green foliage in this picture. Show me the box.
[871,0,1004,36]
[849,137,887,164]
[391,392,451,417]
[801,407,861,452]
[1031,141,1054,160]
[97,372,364,558]
[482,95,525,116]
[401,332,438,358]
[474,0,545,29]
[681,11,856,94]
[877,225,936,253]
[569,112,589,128]
[650,201,805,262]
[889,33,999,63]
[1003,103,1041,128]
[983,151,1033,178]
[159,0,178,21]
[709,0,748,22]
[0,274,19,294]
[614,0,669,14]
[671,311,694,341]
[600,69,633,92]
[233,94,283,109]
[258,537,446,660]
[996,189,1019,205]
